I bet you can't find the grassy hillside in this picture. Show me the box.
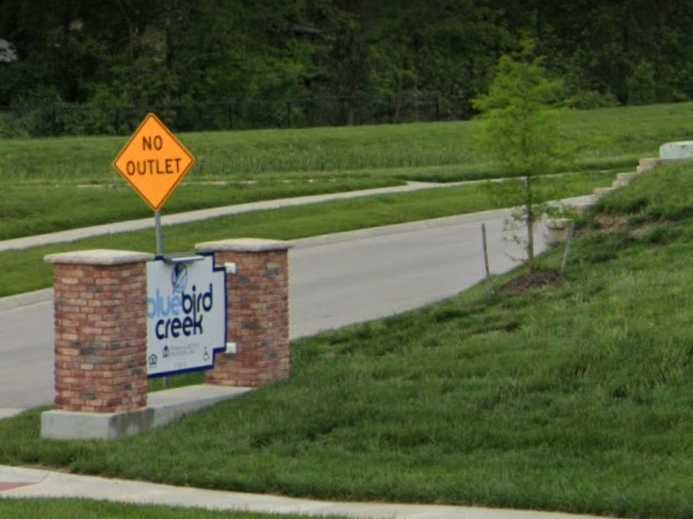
[3,162,693,518]
[4,102,693,181]
[1,102,693,240]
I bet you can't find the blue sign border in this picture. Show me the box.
[147,251,229,379]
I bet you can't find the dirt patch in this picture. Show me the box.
[500,269,562,295]
[629,223,659,240]
[593,214,629,232]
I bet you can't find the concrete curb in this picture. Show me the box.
[0,465,624,519]
[0,289,52,312]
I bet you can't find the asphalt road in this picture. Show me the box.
[0,208,546,409]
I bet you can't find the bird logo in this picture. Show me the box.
[171,263,188,294]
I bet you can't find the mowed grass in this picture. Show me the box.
[0,499,332,519]
[0,177,399,241]
[5,102,693,181]
[2,101,693,239]
[3,164,693,518]
[0,170,614,297]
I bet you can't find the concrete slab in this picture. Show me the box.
[148,384,253,428]
[660,141,693,160]
[196,238,293,253]
[0,409,23,420]
[44,249,153,265]
[40,384,252,440]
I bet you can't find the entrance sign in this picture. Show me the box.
[113,113,196,211]
[146,255,227,377]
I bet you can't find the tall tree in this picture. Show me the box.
[473,48,566,267]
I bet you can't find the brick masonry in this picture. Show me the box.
[196,239,292,387]
[46,251,151,413]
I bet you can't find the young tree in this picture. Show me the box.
[473,48,566,268]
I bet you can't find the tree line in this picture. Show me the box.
[1,0,691,136]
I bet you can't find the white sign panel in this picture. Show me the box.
[146,255,227,377]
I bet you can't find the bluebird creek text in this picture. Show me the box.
[147,284,214,339]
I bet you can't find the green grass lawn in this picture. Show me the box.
[2,163,693,518]
[0,499,326,519]
[0,170,614,297]
[2,101,693,239]
[0,177,400,241]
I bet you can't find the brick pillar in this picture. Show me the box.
[195,239,292,387]
[45,249,153,413]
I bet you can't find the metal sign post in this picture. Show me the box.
[154,210,164,256]
[113,113,198,389]
[154,210,166,387]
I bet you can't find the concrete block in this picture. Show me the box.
[41,408,155,440]
[195,238,293,253]
[637,157,661,174]
[45,249,154,266]
[660,141,693,160]
[543,218,573,247]
[0,409,24,420]
[565,197,596,215]
[593,187,615,199]
[40,384,252,440]
[613,172,637,188]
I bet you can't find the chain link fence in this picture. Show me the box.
[0,92,468,137]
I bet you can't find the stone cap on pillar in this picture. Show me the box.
[195,238,294,253]
[45,249,154,266]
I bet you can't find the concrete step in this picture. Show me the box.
[612,173,637,188]
[637,157,660,174]
[593,186,616,199]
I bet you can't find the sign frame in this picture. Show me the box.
[146,251,229,379]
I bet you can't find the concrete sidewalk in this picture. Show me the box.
[0,465,621,519]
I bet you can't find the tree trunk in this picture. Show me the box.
[347,101,355,126]
[525,174,535,269]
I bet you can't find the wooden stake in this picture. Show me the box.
[482,223,490,280]
[560,222,576,274]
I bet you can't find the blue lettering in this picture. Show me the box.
[193,315,203,334]
[202,284,213,311]
[170,295,181,316]
[182,292,193,313]
[147,297,156,318]
[183,316,193,336]
[150,281,215,337]
[156,320,166,340]
[170,319,181,338]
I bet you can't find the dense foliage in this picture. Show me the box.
[1,1,692,135]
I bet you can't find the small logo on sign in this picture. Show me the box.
[148,354,158,367]
[171,264,188,294]
[162,345,170,359]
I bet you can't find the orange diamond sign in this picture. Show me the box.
[113,113,196,211]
